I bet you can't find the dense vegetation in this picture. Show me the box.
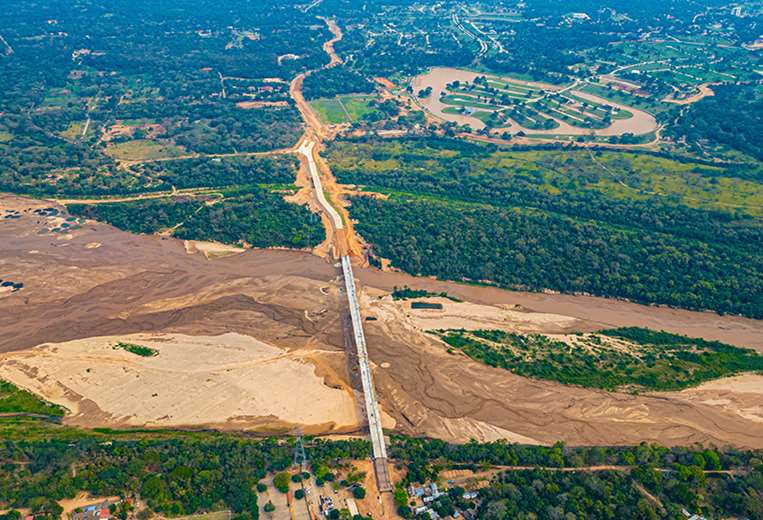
[68,187,324,250]
[0,412,761,520]
[391,286,459,302]
[131,155,300,191]
[114,342,158,358]
[392,436,763,519]
[671,83,763,161]
[437,327,763,391]
[0,437,369,520]
[0,381,64,417]
[330,137,763,317]
[476,470,661,519]
[349,193,762,318]
[302,66,375,100]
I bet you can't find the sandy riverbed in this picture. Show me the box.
[0,332,359,431]
[2,193,763,447]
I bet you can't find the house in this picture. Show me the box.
[681,509,707,520]
[70,501,116,520]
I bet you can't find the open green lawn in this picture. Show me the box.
[580,82,674,114]
[60,121,89,140]
[311,95,378,124]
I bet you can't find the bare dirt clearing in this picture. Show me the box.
[663,83,718,105]
[374,295,581,334]
[235,100,289,109]
[2,194,763,447]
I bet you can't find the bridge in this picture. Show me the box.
[298,139,392,492]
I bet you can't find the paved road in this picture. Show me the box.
[298,140,344,230]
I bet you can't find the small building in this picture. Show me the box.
[345,498,359,517]
[70,501,115,520]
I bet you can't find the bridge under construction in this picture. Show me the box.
[298,139,393,492]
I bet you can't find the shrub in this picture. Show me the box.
[273,472,290,493]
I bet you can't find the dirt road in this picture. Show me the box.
[117,147,293,168]
[52,187,222,205]
[288,16,364,258]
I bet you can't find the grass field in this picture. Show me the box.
[579,82,673,115]
[311,95,378,124]
[105,139,186,161]
[40,87,86,109]
[60,121,89,139]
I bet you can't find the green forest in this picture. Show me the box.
[0,381,65,417]
[1,385,762,520]
[130,155,300,191]
[671,83,763,162]
[302,66,375,100]
[392,436,763,519]
[329,137,763,318]
[436,327,763,391]
[68,186,324,250]
[0,436,369,520]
